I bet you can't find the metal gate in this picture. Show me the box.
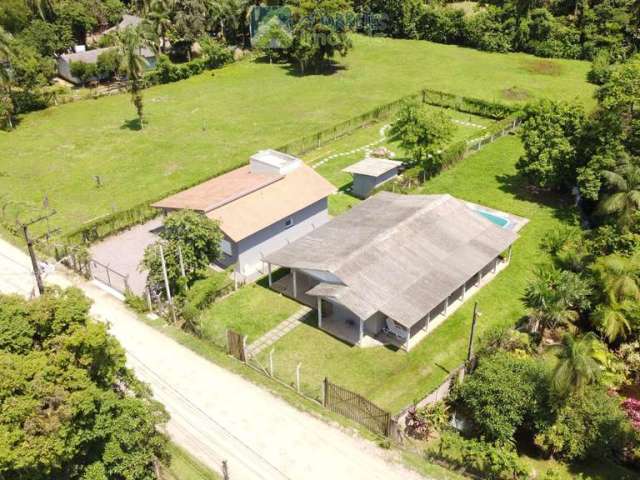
[323,378,392,436]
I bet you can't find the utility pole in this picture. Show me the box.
[158,244,176,323]
[177,244,186,278]
[18,211,57,296]
[467,302,480,363]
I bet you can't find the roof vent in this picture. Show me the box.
[250,150,301,176]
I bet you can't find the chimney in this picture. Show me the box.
[249,150,301,176]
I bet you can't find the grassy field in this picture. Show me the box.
[256,134,578,412]
[198,279,300,345]
[161,443,220,480]
[0,35,594,235]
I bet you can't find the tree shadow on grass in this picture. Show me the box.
[120,118,143,131]
[278,59,348,78]
[495,172,580,225]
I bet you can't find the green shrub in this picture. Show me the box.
[182,270,232,318]
[199,37,233,69]
[96,49,120,81]
[534,385,636,462]
[453,352,552,443]
[588,50,613,85]
[125,290,148,313]
[433,431,531,480]
[70,61,98,85]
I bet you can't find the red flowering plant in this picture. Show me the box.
[622,397,640,430]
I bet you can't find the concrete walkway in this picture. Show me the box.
[246,306,312,358]
[0,237,427,480]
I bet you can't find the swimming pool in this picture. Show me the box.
[475,209,510,229]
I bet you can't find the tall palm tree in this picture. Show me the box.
[117,27,155,129]
[552,332,602,398]
[598,163,640,229]
[147,0,174,53]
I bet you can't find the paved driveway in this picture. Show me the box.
[89,217,163,295]
[0,238,427,480]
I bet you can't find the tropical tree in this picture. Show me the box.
[591,301,633,343]
[597,162,640,228]
[147,0,174,53]
[591,253,640,303]
[288,0,353,73]
[25,0,54,21]
[0,27,14,129]
[210,0,252,45]
[254,16,293,63]
[523,264,591,336]
[552,332,602,398]
[117,27,155,128]
[389,99,455,177]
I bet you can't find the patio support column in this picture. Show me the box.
[476,271,481,287]
[405,328,411,351]
[317,297,322,328]
[444,296,449,315]
[507,245,513,263]
[292,269,298,298]
[462,283,466,301]
[359,317,364,344]
[492,257,498,274]
[267,262,272,287]
[424,311,431,331]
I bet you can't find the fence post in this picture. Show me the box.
[296,362,302,393]
[322,377,328,407]
[222,460,229,480]
[146,287,153,312]
[269,348,274,377]
[105,265,111,287]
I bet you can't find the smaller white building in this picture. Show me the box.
[343,157,402,198]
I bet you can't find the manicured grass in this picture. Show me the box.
[0,35,594,236]
[199,280,300,344]
[162,443,220,480]
[257,134,578,413]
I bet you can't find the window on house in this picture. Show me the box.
[220,239,233,256]
[284,218,294,229]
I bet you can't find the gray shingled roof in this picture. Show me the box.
[266,192,519,328]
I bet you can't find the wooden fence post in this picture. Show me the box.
[222,460,229,480]
[322,377,328,407]
[296,363,302,393]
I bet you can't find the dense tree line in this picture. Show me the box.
[353,0,639,62]
[0,287,169,479]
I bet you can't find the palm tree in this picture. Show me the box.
[552,332,602,398]
[523,264,589,336]
[0,27,14,129]
[598,163,640,229]
[147,0,174,53]
[591,301,633,343]
[211,0,252,45]
[117,27,155,129]
[591,253,640,303]
[25,0,54,20]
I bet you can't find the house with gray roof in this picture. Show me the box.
[265,192,525,351]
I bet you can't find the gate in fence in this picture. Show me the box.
[89,259,130,294]
[227,330,246,362]
[323,378,392,437]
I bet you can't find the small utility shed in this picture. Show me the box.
[343,157,402,198]
[265,192,522,350]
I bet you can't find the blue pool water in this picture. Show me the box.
[476,209,510,229]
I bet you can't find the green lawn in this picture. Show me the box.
[199,280,300,345]
[256,134,578,413]
[0,35,594,235]
[162,443,220,480]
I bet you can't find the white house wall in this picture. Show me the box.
[235,198,330,277]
